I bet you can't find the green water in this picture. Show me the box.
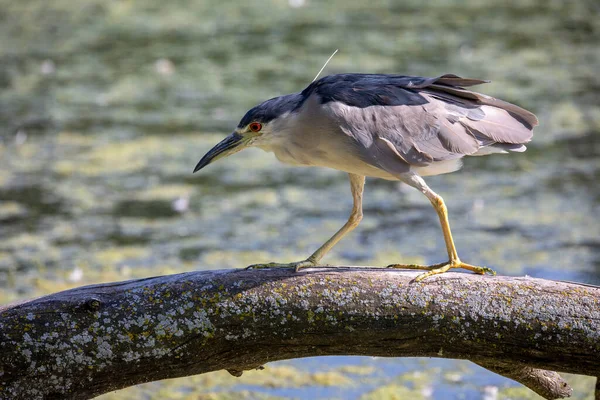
[1,1,599,399]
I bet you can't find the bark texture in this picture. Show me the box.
[1,267,599,400]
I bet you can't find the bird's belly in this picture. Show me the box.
[269,145,397,180]
[412,159,464,176]
[267,143,461,180]
[315,157,397,179]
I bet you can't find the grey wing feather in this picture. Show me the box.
[425,83,539,129]
[327,74,538,174]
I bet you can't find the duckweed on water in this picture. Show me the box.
[97,365,353,400]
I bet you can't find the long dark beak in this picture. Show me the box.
[193,132,245,173]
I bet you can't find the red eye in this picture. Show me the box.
[249,122,262,132]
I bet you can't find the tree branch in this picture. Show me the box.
[1,267,599,399]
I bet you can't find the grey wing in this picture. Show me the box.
[326,75,538,178]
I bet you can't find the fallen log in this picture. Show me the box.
[1,267,599,399]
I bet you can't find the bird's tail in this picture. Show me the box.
[425,74,538,150]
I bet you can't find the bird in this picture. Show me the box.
[193,73,538,281]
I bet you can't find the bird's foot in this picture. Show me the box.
[386,259,495,282]
[246,258,318,273]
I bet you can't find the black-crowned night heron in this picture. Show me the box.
[194,74,538,281]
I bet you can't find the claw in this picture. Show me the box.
[387,260,496,282]
[246,259,317,272]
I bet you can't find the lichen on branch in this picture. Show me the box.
[1,268,599,399]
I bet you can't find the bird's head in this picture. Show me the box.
[193,93,303,173]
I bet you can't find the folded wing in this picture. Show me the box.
[314,74,538,176]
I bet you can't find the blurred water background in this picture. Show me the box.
[1,0,599,398]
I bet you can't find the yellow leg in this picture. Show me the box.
[387,174,495,281]
[247,174,365,272]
